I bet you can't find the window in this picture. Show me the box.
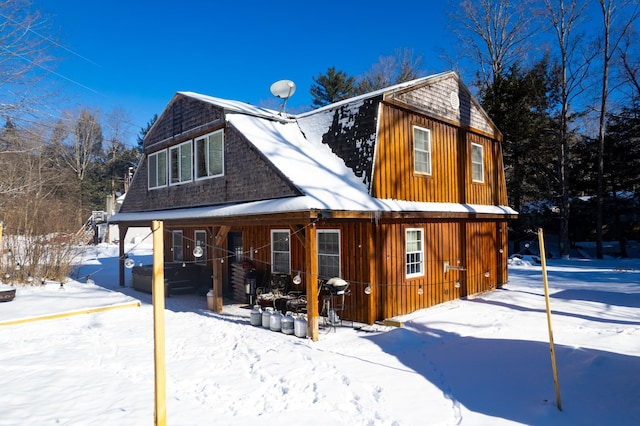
[271,229,290,274]
[406,228,424,278]
[169,141,193,185]
[148,150,167,189]
[194,230,207,264]
[413,126,432,175]
[317,230,340,279]
[471,143,484,183]
[172,230,183,262]
[196,130,224,179]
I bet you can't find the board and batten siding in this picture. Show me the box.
[373,103,507,206]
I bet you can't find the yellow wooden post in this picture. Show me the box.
[305,223,319,341]
[538,228,562,411]
[152,220,167,425]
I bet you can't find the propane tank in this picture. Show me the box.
[261,307,273,328]
[294,314,307,338]
[281,312,295,335]
[269,310,283,332]
[250,305,262,326]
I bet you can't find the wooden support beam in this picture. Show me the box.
[289,224,305,247]
[151,220,167,426]
[305,223,319,341]
[212,225,230,312]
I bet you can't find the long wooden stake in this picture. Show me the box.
[152,220,167,425]
[538,228,562,411]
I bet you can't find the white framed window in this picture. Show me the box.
[172,230,183,262]
[195,130,224,180]
[271,229,291,274]
[169,140,193,185]
[194,230,207,264]
[148,150,167,189]
[317,229,340,279]
[406,228,424,278]
[413,126,432,175]
[471,143,484,183]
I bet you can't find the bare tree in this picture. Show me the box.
[594,0,640,259]
[448,0,537,90]
[357,48,425,93]
[0,0,57,120]
[541,0,594,258]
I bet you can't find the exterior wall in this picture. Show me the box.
[185,218,510,324]
[121,98,300,213]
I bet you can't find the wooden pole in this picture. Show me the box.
[152,220,167,425]
[538,228,562,411]
[305,223,319,341]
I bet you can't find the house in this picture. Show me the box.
[110,71,517,340]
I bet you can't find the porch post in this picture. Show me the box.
[305,223,319,341]
[212,226,230,313]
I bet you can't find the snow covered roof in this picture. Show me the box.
[111,73,517,224]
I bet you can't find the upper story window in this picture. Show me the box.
[271,229,291,274]
[471,143,484,183]
[413,126,432,175]
[196,130,224,180]
[317,229,340,279]
[169,140,193,185]
[148,150,167,189]
[406,228,424,278]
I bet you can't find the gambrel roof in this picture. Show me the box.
[111,71,515,224]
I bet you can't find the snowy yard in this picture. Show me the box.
[0,242,639,425]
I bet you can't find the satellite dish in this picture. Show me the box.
[270,80,296,114]
[270,80,296,99]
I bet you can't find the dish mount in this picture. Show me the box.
[270,79,296,114]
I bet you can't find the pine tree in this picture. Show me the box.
[310,67,356,107]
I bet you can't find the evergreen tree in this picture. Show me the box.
[310,67,356,107]
[136,114,157,153]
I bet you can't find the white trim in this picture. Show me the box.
[471,143,485,183]
[270,229,291,274]
[406,228,424,278]
[413,126,432,176]
[317,229,341,279]
[195,129,224,180]
[169,140,193,186]
[148,150,168,189]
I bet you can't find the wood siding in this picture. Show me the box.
[162,218,509,324]
[373,103,507,207]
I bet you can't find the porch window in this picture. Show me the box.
[317,230,340,279]
[172,230,183,262]
[169,140,193,185]
[194,230,207,264]
[271,229,290,274]
[406,228,424,278]
[148,150,167,189]
[195,130,224,180]
[471,143,484,183]
[413,126,432,175]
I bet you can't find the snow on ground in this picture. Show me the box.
[0,241,639,425]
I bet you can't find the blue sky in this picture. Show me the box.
[38,1,457,145]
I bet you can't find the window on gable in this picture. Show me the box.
[196,130,224,180]
[172,230,183,262]
[317,230,340,279]
[148,150,167,189]
[413,126,432,175]
[471,143,484,183]
[406,228,424,278]
[170,140,193,185]
[271,229,291,274]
